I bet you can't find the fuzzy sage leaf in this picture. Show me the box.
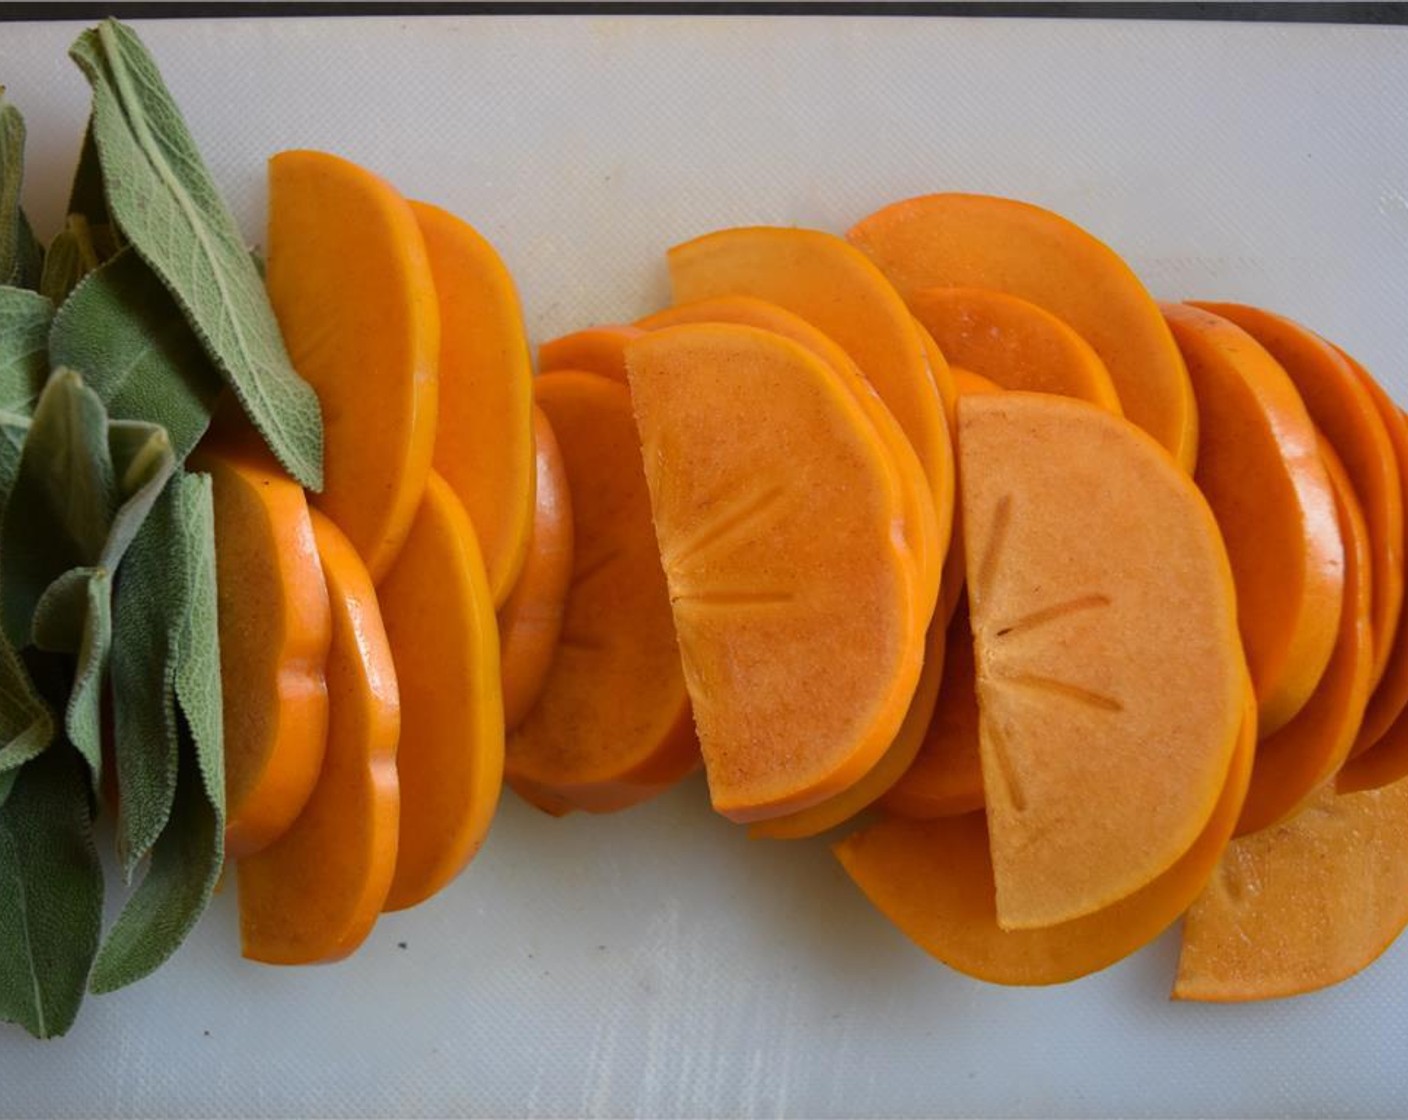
[69,20,324,489]
[0,92,43,291]
[0,288,52,416]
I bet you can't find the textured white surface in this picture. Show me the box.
[2,14,1408,1118]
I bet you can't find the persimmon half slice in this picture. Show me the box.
[267,150,439,582]
[849,194,1196,470]
[239,512,400,964]
[506,373,697,816]
[537,324,644,383]
[626,324,925,822]
[911,287,1121,414]
[1175,774,1408,1002]
[836,686,1254,986]
[412,201,535,607]
[378,473,504,911]
[1163,302,1343,736]
[960,392,1244,929]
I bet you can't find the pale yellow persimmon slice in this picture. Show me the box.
[1237,438,1373,836]
[378,473,504,911]
[499,408,575,732]
[960,392,1243,929]
[537,325,644,383]
[1194,302,1404,689]
[267,150,439,582]
[411,201,535,607]
[507,373,697,816]
[638,293,944,619]
[1163,303,1343,735]
[626,324,925,822]
[239,512,401,964]
[912,287,1121,414]
[1175,774,1408,1002]
[837,687,1254,985]
[849,194,1196,470]
[666,227,953,535]
[189,434,331,860]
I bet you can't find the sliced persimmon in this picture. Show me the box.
[849,194,1196,470]
[1163,303,1343,735]
[267,150,439,582]
[912,318,960,430]
[1194,303,1403,689]
[638,293,944,618]
[880,601,985,819]
[1236,438,1372,835]
[838,687,1253,985]
[626,324,925,822]
[913,287,1121,414]
[507,372,696,815]
[411,201,534,607]
[378,473,503,911]
[239,512,400,964]
[1175,775,1408,1002]
[960,392,1243,929]
[953,369,1002,397]
[499,407,574,732]
[538,324,643,383]
[189,436,331,860]
[666,227,953,541]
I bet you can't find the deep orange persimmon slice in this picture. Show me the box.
[837,687,1253,985]
[953,369,1003,397]
[378,473,503,911]
[626,324,925,822]
[239,512,401,964]
[1194,302,1403,689]
[912,287,1121,413]
[499,407,575,732]
[1175,774,1408,1002]
[538,325,644,383]
[849,194,1195,470]
[960,392,1243,929]
[411,201,535,607]
[267,150,439,582]
[1163,302,1343,735]
[507,372,697,815]
[189,436,331,860]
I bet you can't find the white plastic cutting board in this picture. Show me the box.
[2,14,1408,1118]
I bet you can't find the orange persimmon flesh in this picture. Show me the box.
[189,436,331,860]
[378,473,504,910]
[960,392,1243,929]
[1175,774,1408,1002]
[912,317,960,432]
[411,201,535,607]
[627,324,925,822]
[912,287,1122,414]
[267,150,439,582]
[538,324,644,384]
[953,369,1002,397]
[638,293,944,619]
[1195,302,1404,689]
[666,227,954,545]
[1236,438,1372,835]
[239,512,401,964]
[837,686,1254,985]
[849,193,1196,471]
[881,600,985,819]
[507,372,697,816]
[499,407,575,732]
[1163,302,1343,736]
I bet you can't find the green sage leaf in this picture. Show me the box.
[171,472,223,808]
[38,214,111,307]
[0,91,43,290]
[70,20,324,490]
[30,566,110,787]
[0,743,103,1038]
[0,287,51,416]
[49,248,221,462]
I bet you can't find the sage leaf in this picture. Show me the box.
[14,212,42,293]
[0,770,13,806]
[70,20,324,490]
[171,472,223,809]
[0,91,43,290]
[0,409,28,498]
[38,215,111,307]
[30,566,110,787]
[0,743,103,1038]
[0,287,51,415]
[0,369,118,649]
[0,637,52,777]
[67,122,111,232]
[49,249,221,462]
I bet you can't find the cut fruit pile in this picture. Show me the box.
[210,165,1408,1001]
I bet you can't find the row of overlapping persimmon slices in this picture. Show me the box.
[207,149,1408,1001]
